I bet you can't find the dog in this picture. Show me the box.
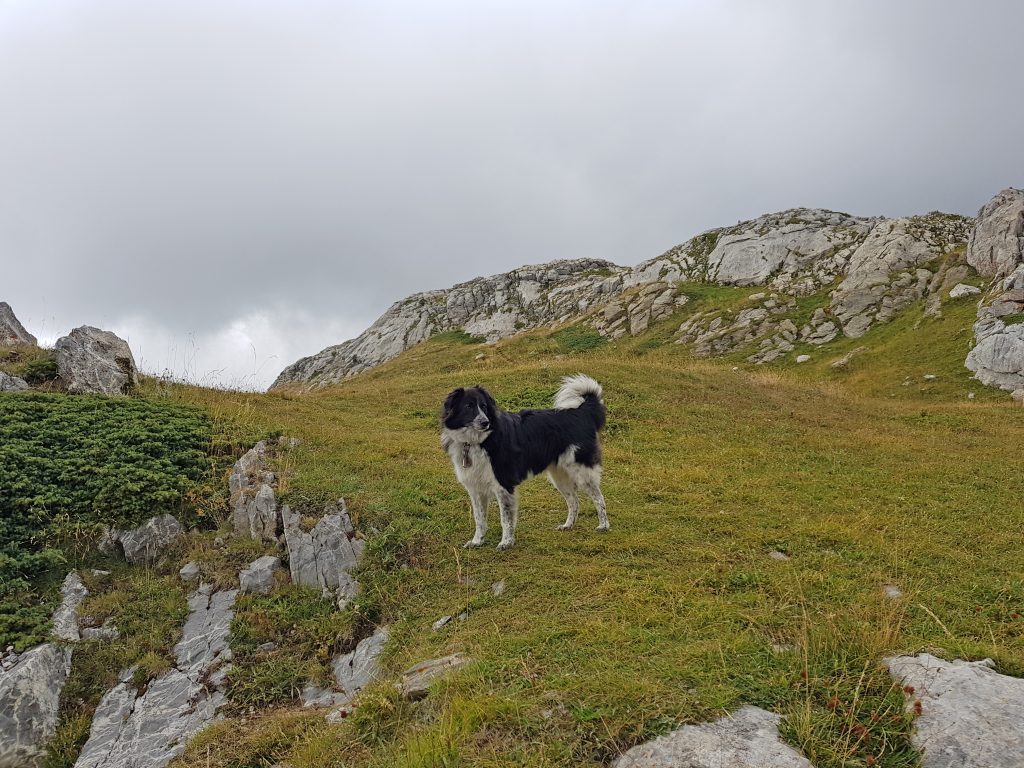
[440,374,609,550]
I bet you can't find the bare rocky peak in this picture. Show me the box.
[0,302,37,347]
[271,205,976,390]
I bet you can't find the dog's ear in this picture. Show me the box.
[441,388,465,422]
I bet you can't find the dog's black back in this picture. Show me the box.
[441,385,605,493]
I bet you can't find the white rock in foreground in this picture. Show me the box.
[613,705,812,768]
[886,653,1024,768]
[74,584,237,768]
[0,371,29,392]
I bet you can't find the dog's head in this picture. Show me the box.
[441,385,496,435]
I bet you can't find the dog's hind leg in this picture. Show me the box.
[464,490,489,548]
[496,487,518,551]
[548,466,580,531]
[574,465,609,531]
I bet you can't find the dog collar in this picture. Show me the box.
[461,443,472,468]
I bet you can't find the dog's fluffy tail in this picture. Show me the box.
[554,374,605,425]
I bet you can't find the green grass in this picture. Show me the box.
[161,300,1024,768]
[0,343,57,384]
[550,325,607,353]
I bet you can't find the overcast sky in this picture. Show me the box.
[3,1,1023,389]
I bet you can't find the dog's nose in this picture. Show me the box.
[479,419,490,430]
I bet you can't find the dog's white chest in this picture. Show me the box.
[448,442,495,491]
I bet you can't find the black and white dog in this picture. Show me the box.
[440,374,609,550]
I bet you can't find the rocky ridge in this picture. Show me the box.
[271,204,985,389]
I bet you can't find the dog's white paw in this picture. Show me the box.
[557,522,574,531]
[496,539,515,551]
[463,539,484,549]
[595,523,610,532]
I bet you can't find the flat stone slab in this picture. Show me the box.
[400,653,470,701]
[886,653,1024,768]
[613,705,812,768]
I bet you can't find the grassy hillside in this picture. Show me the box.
[154,291,1023,768]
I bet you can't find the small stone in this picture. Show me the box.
[767,550,790,561]
[474,353,486,360]
[456,611,468,622]
[179,562,201,583]
[431,616,453,632]
[256,642,277,653]
[400,653,471,701]
[948,283,982,299]
[491,579,507,596]
[967,392,976,400]
[882,584,903,600]
[1011,389,1024,403]
[923,374,937,381]
[795,354,811,363]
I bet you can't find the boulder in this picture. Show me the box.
[612,705,811,768]
[282,501,362,604]
[179,562,201,584]
[74,584,237,768]
[886,653,1024,768]
[966,188,1024,278]
[400,653,471,701]
[0,371,29,392]
[54,326,138,395]
[0,302,37,346]
[238,555,282,595]
[228,442,280,542]
[102,514,182,564]
[0,644,72,768]
[949,283,982,299]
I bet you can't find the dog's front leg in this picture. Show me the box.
[464,490,489,548]
[496,487,518,551]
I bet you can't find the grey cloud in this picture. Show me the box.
[2,0,1023,388]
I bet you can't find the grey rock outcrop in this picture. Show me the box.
[238,555,282,595]
[302,625,390,710]
[0,644,72,768]
[54,326,138,395]
[965,189,1024,392]
[0,371,29,392]
[74,583,237,768]
[272,260,625,388]
[282,500,363,605]
[400,653,471,701]
[228,441,280,543]
[886,653,1024,768]
[51,572,89,642]
[0,571,88,768]
[101,514,182,564]
[612,705,812,768]
[0,302,37,346]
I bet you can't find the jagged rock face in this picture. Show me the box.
[228,441,278,541]
[74,584,237,768]
[273,205,974,386]
[886,653,1024,768]
[54,326,138,395]
[271,259,624,389]
[0,571,88,768]
[302,625,390,711]
[629,209,876,289]
[0,302,37,347]
[0,371,29,392]
[0,644,72,768]
[613,705,811,768]
[965,189,1024,392]
[101,514,182,564]
[282,501,363,604]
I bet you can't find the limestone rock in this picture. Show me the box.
[886,653,1024,768]
[949,283,982,299]
[54,326,138,395]
[0,644,72,768]
[831,346,868,369]
[0,302,37,346]
[0,371,29,392]
[272,259,625,389]
[103,514,182,564]
[228,442,280,543]
[238,555,282,595]
[612,705,812,768]
[74,584,237,768]
[282,500,362,603]
[179,562,201,584]
[332,626,389,696]
[51,571,89,643]
[401,653,471,701]
[795,354,811,363]
[966,188,1024,278]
